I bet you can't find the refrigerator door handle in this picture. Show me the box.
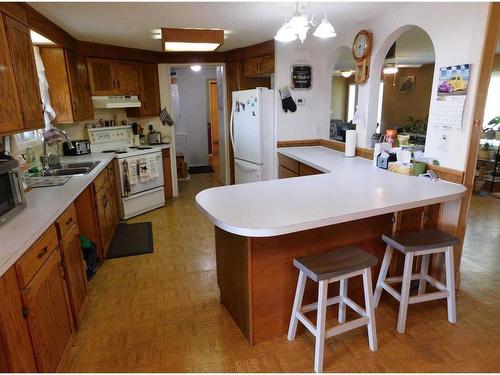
[235,159,260,171]
[229,101,236,154]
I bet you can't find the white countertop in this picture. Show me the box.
[196,146,467,237]
[0,153,114,277]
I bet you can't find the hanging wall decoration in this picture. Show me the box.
[291,65,312,89]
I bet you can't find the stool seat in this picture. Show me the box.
[382,228,459,253]
[294,247,378,282]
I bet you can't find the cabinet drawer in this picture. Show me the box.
[56,203,77,239]
[278,165,299,179]
[278,154,300,174]
[92,168,108,193]
[16,225,58,287]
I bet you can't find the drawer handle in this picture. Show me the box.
[37,247,48,259]
[65,217,73,226]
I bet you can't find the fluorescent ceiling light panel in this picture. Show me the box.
[162,28,224,52]
[164,42,220,52]
[30,30,55,45]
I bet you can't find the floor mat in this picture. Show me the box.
[106,222,154,259]
[188,165,214,174]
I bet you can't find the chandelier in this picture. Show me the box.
[274,3,336,43]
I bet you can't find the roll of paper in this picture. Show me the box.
[345,130,357,157]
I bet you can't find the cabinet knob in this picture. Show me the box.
[37,246,48,259]
[22,307,29,318]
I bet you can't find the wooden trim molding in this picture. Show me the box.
[225,40,274,62]
[426,164,464,184]
[277,139,321,148]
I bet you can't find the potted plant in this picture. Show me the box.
[478,142,495,160]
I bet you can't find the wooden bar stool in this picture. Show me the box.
[288,247,378,373]
[373,228,459,334]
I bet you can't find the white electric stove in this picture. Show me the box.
[88,126,165,219]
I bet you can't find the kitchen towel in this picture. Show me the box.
[138,158,150,182]
[126,159,139,185]
[148,156,159,178]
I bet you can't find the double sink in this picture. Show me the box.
[37,161,101,177]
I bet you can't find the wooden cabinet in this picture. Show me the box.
[0,13,43,134]
[126,62,160,117]
[2,14,44,130]
[40,47,94,123]
[87,57,139,96]
[21,248,73,372]
[0,267,37,372]
[57,204,88,329]
[243,54,274,77]
[162,148,173,201]
[277,153,322,178]
[0,15,23,134]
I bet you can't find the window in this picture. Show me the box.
[483,73,500,129]
[347,84,358,122]
[376,82,385,133]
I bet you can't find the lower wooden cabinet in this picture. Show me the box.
[60,223,88,329]
[21,248,73,372]
[278,153,322,178]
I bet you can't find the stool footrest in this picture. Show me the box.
[409,291,449,304]
[301,296,340,314]
[380,281,401,302]
[326,317,369,338]
[297,312,317,336]
[343,296,368,318]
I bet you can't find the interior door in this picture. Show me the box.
[232,90,262,164]
[235,158,262,184]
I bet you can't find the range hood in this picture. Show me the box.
[92,95,141,109]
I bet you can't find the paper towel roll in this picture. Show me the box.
[345,130,356,157]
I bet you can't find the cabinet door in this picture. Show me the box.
[3,15,43,130]
[95,185,113,258]
[258,54,274,75]
[138,62,160,116]
[114,60,139,95]
[22,249,73,372]
[86,57,115,95]
[66,50,94,121]
[60,223,88,328]
[243,56,260,77]
[0,15,22,134]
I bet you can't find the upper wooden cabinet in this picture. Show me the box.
[0,13,43,134]
[126,62,161,117]
[243,54,274,77]
[40,47,94,123]
[87,57,139,96]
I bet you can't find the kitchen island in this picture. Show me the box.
[196,146,466,345]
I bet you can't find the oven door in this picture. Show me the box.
[118,152,164,197]
[0,167,26,225]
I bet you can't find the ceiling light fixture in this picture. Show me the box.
[162,28,224,52]
[190,65,202,72]
[274,3,336,44]
[383,63,399,75]
[340,70,353,78]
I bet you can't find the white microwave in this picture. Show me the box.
[0,159,26,225]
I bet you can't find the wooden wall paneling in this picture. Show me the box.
[0,267,38,372]
[0,3,28,25]
[249,214,393,344]
[3,14,44,130]
[76,40,159,63]
[0,14,23,134]
[214,227,252,344]
[225,40,274,62]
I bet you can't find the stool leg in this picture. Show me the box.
[397,252,414,333]
[288,270,307,341]
[445,246,457,323]
[374,245,393,307]
[338,278,348,324]
[314,280,328,373]
[418,254,430,295]
[362,267,378,351]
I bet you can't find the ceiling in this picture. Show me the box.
[29,2,407,52]
[335,26,435,71]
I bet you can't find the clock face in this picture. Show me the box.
[353,32,369,60]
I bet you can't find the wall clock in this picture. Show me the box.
[352,30,372,84]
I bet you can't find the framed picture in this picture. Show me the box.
[291,65,312,89]
[399,75,416,93]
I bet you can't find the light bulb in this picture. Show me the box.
[190,65,202,72]
[340,70,353,78]
[274,24,297,42]
[313,18,336,39]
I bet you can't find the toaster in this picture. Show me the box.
[63,140,91,156]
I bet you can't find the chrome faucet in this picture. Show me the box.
[41,128,75,170]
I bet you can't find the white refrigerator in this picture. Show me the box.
[230,88,275,184]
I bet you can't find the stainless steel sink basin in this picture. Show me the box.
[29,161,101,177]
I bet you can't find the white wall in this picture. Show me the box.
[275,2,490,171]
[173,67,217,167]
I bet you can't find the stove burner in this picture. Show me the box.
[130,146,152,150]
[102,149,128,154]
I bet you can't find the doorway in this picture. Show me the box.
[207,80,220,177]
